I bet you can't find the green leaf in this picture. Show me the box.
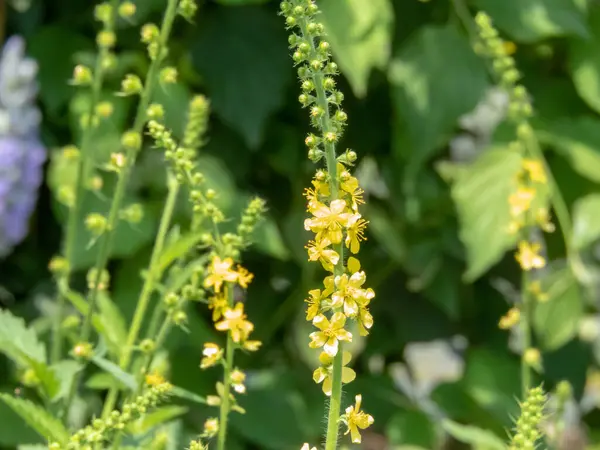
[0,395,41,446]
[128,406,188,435]
[450,148,523,281]
[191,6,292,147]
[0,394,69,444]
[389,24,488,161]
[97,292,128,359]
[90,356,138,391]
[442,419,505,450]
[386,410,436,448]
[27,26,93,114]
[569,7,600,113]
[158,231,205,273]
[475,0,588,42]
[534,266,583,351]
[0,309,46,365]
[49,361,81,402]
[537,116,600,183]
[572,194,600,250]
[170,386,206,405]
[319,0,394,97]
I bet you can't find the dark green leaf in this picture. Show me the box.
[0,309,46,365]
[191,6,292,147]
[475,0,588,42]
[320,0,394,97]
[569,6,600,113]
[90,356,138,391]
[572,194,600,250]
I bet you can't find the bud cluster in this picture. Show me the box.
[508,386,547,450]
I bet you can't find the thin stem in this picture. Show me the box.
[100,176,180,419]
[298,15,346,448]
[51,0,120,365]
[520,267,531,397]
[61,0,180,419]
[216,285,235,450]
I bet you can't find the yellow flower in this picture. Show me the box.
[528,280,549,302]
[509,187,536,217]
[309,312,353,357]
[200,343,222,369]
[204,256,238,293]
[305,288,327,321]
[243,340,262,351]
[522,159,547,184]
[306,238,340,271]
[236,266,254,288]
[208,294,228,322]
[202,418,219,438]
[344,394,374,443]
[498,307,520,329]
[332,270,374,318]
[515,241,546,271]
[313,351,356,396]
[145,372,166,386]
[230,369,246,394]
[345,214,367,254]
[340,174,365,212]
[358,306,374,336]
[305,199,352,244]
[215,302,255,343]
[304,177,330,211]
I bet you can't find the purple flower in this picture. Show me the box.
[0,36,46,257]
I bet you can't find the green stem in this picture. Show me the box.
[298,15,346,448]
[61,0,180,419]
[51,0,120,365]
[216,286,235,450]
[520,267,531,397]
[100,176,180,419]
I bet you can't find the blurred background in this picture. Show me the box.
[3,0,600,448]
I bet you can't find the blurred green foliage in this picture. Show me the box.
[3,0,600,448]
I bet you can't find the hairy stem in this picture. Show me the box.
[520,267,531,397]
[52,0,119,365]
[61,0,180,419]
[216,285,235,450]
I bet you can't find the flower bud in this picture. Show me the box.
[96,30,116,49]
[159,66,178,84]
[147,103,164,120]
[85,213,107,236]
[120,203,144,224]
[118,1,136,18]
[179,0,198,20]
[49,255,69,275]
[121,130,142,151]
[72,65,93,85]
[120,74,143,96]
[141,23,160,44]
[140,339,156,354]
[95,101,114,118]
[73,342,94,360]
[94,3,112,24]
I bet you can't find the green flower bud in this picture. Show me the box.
[95,101,114,118]
[85,213,107,236]
[87,268,110,291]
[118,1,136,18]
[141,23,160,43]
[178,0,198,20]
[48,255,70,275]
[120,74,143,96]
[120,203,144,224]
[72,342,94,360]
[57,185,75,207]
[140,339,156,353]
[160,66,178,84]
[147,103,164,120]
[97,30,116,49]
[94,3,112,24]
[172,310,188,326]
[72,65,93,85]
[121,130,142,151]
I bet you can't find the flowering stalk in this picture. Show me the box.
[51,0,120,365]
[61,0,185,419]
[281,0,374,447]
[508,385,547,450]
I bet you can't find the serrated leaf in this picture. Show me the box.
[0,394,69,443]
[0,309,46,365]
[572,194,600,250]
[191,6,292,148]
[319,0,393,97]
[442,419,505,450]
[475,0,588,43]
[534,266,583,350]
[451,148,523,281]
[389,24,488,162]
[90,356,138,391]
[537,116,600,183]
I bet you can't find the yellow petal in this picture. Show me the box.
[322,376,332,396]
[342,367,356,384]
[330,312,346,329]
[347,256,361,273]
[323,336,339,357]
[312,314,330,331]
[309,331,327,348]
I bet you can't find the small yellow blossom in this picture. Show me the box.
[340,173,365,212]
[305,199,352,244]
[344,394,374,443]
[358,306,374,336]
[345,214,368,254]
[498,307,520,329]
[215,302,255,343]
[509,187,536,217]
[306,237,340,271]
[145,372,166,386]
[202,418,219,438]
[208,294,228,322]
[313,351,356,396]
[332,270,374,319]
[309,312,353,357]
[522,159,547,184]
[200,343,223,369]
[305,288,326,321]
[236,266,254,288]
[515,241,546,271]
[243,340,262,351]
[230,369,246,394]
[204,256,238,293]
[523,347,542,367]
